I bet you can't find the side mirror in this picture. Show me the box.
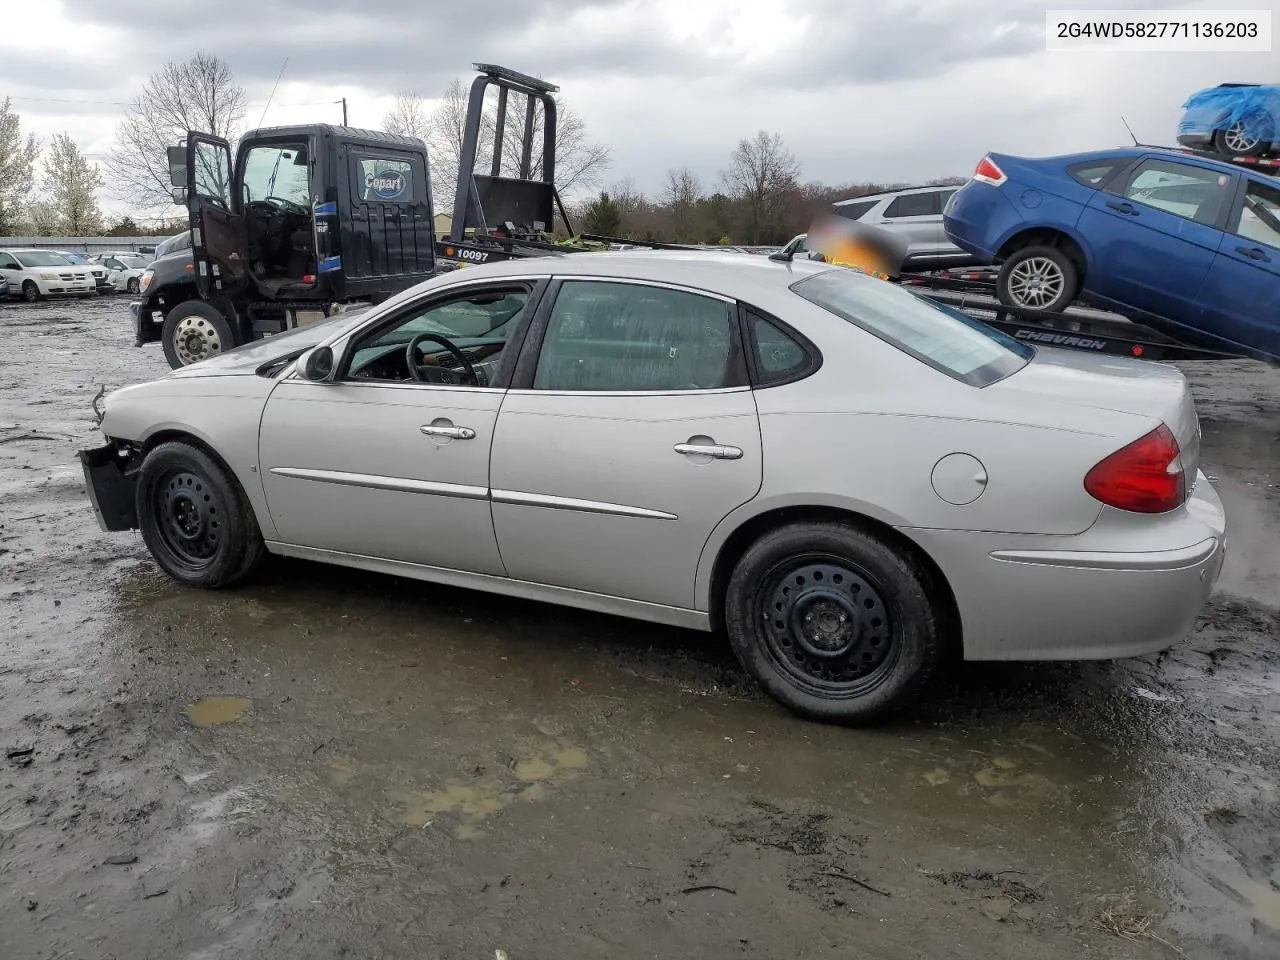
[167,146,187,188]
[300,346,335,382]
[171,186,187,205]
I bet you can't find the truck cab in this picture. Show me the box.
[136,124,436,368]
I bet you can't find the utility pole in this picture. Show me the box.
[341,97,348,126]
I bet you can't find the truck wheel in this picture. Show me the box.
[997,245,1078,313]
[136,440,265,588]
[161,301,235,369]
[22,281,40,303]
[724,521,946,726]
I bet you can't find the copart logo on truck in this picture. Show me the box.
[366,169,407,201]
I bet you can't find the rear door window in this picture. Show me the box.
[882,192,937,218]
[533,280,742,392]
[351,156,416,204]
[1117,158,1233,227]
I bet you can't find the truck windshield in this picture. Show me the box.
[242,143,310,206]
[15,251,73,267]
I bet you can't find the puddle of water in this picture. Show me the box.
[513,746,588,781]
[186,696,251,727]
[1241,876,1280,930]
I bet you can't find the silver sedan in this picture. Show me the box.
[79,252,1227,724]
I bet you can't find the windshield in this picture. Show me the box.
[791,269,1033,387]
[14,251,74,267]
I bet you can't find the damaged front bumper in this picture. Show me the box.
[78,442,139,532]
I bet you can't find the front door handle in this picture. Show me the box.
[1106,200,1139,215]
[421,424,475,440]
[674,442,743,460]
[1236,245,1271,262]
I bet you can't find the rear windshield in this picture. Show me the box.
[790,270,1033,386]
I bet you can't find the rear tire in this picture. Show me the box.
[136,441,265,589]
[1214,117,1269,158]
[724,521,946,726]
[161,300,235,369]
[22,281,40,303]
[997,244,1078,313]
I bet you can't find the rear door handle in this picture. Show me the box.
[1106,200,1139,215]
[421,424,475,440]
[674,442,743,460]
[1236,245,1271,262]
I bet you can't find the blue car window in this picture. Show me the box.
[1120,159,1232,227]
[1236,180,1280,251]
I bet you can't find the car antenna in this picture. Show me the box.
[1121,116,1140,146]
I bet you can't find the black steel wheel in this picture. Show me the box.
[136,441,265,588]
[725,522,946,725]
[758,558,898,699]
[22,280,40,303]
[127,277,140,294]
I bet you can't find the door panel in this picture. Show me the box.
[1197,178,1280,359]
[490,390,762,608]
[259,381,505,575]
[186,133,248,300]
[344,151,435,281]
[1077,157,1231,321]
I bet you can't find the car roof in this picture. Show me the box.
[834,183,959,206]
[435,249,839,301]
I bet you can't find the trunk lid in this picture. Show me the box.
[990,347,1201,476]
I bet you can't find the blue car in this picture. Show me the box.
[942,146,1280,363]
[1178,83,1280,159]
[0,274,8,300]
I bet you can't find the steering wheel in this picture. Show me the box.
[406,332,479,385]
[264,195,309,214]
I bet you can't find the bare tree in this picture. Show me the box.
[429,79,490,210]
[721,131,801,244]
[43,133,103,234]
[105,52,248,214]
[382,91,430,142]
[26,200,60,236]
[488,87,611,193]
[0,97,41,235]
[661,167,702,241]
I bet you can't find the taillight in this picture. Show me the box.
[973,155,1006,186]
[1084,424,1186,514]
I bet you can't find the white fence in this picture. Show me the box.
[0,236,172,254]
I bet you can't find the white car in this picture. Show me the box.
[96,254,152,295]
[79,252,1227,724]
[0,249,96,301]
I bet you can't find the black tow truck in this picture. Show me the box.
[134,63,672,369]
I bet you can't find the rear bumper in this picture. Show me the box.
[78,442,139,532]
[905,472,1227,661]
[1176,131,1214,148]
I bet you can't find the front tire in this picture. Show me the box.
[127,277,140,294]
[724,522,946,725]
[996,244,1078,313]
[161,300,235,369]
[22,281,40,303]
[136,441,265,588]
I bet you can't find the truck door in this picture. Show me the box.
[343,150,435,284]
[185,133,248,300]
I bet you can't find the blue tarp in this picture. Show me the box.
[1180,84,1280,141]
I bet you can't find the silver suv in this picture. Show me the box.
[782,184,977,271]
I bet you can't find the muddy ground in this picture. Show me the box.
[1,294,1277,960]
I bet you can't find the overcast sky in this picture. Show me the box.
[3,0,1276,220]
